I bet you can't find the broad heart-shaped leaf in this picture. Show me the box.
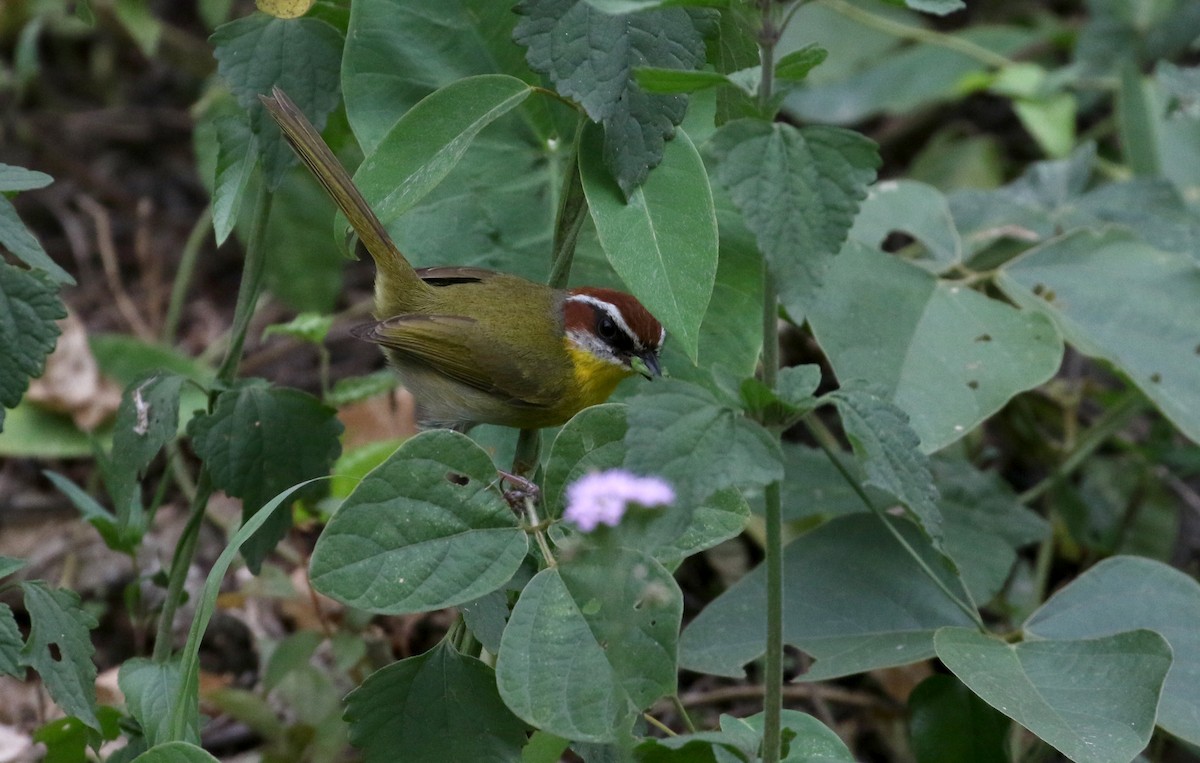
[347,74,532,242]
[0,263,64,433]
[342,0,537,154]
[935,627,1171,763]
[188,381,342,572]
[345,641,527,762]
[623,378,782,507]
[680,514,974,680]
[848,180,961,272]
[515,0,707,194]
[823,382,943,546]
[1024,556,1200,746]
[119,658,183,748]
[310,430,527,614]
[545,404,629,516]
[19,582,99,729]
[211,13,343,188]
[0,197,73,285]
[809,243,1063,452]
[0,603,21,677]
[997,228,1200,444]
[581,123,716,363]
[709,119,879,317]
[640,710,853,763]
[130,742,221,763]
[0,163,52,191]
[908,674,1009,763]
[496,546,681,742]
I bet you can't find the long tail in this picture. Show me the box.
[259,87,427,310]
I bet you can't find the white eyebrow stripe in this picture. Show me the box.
[565,293,642,349]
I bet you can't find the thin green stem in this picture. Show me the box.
[152,472,212,662]
[524,495,557,570]
[643,713,677,737]
[216,184,273,383]
[670,695,697,734]
[163,205,212,345]
[818,0,1015,69]
[547,120,588,291]
[806,417,986,629]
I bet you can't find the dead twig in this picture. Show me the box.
[78,194,156,342]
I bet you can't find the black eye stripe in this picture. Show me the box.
[593,306,637,352]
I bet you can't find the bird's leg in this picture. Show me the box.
[496,468,541,512]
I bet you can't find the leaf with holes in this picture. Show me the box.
[19,582,99,729]
[310,430,527,613]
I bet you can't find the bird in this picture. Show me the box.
[259,87,663,431]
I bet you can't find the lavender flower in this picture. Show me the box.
[563,469,675,532]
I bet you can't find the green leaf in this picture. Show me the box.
[259,165,346,312]
[496,546,681,742]
[0,197,73,285]
[581,123,717,362]
[42,471,125,552]
[206,110,257,246]
[934,627,1171,763]
[114,0,163,55]
[342,0,537,154]
[848,180,962,271]
[262,312,334,345]
[461,589,510,656]
[709,119,878,316]
[902,0,964,13]
[1024,556,1200,746]
[908,674,1009,763]
[809,243,1063,452]
[515,0,706,194]
[633,67,730,94]
[623,379,782,506]
[522,731,572,763]
[119,658,184,748]
[1118,62,1159,174]
[327,370,397,407]
[345,641,527,762]
[0,263,63,431]
[774,44,827,81]
[0,556,24,579]
[0,163,53,191]
[130,742,221,763]
[108,373,185,506]
[310,430,527,613]
[544,404,628,516]
[639,714,758,762]
[996,228,1200,444]
[19,582,99,729]
[348,74,532,242]
[211,13,343,188]
[824,382,943,545]
[189,381,342,572]
[680,514,974,680]
[0,603,21,677]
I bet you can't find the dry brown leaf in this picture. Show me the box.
[25,310,121,431]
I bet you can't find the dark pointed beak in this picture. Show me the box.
[635,351,662,380]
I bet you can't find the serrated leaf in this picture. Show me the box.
[496,546,681,742]
[623,379,782,507]
[19,582,99,729]
[774,44,827,81]
[208,111,257,246]
[0,197,74,285]
[310,430,527,613]
[0,603,21,677]
[997,228,1200,444]
[129,742,221,763]
[935,627,1170,763]
[119,658,184,748]
[1024,556,1200,746]
[581,123,716,362]
[515,0,706,194]
[345,642,527,762]
[189,381,342,572]
[709,119,878,316]
[680,514,973,680]
[0,163,53,192]
[808,243,1063,452]
[211,13,343,188]
[108,374,184,505]
[0,262,65,432]
[348,74,531,241]
[825,382,942,545]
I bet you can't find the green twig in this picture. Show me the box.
[806,418,986,629]
[547,120,588,291]
[152,472,212,662]
[670,695,697,734]
[163,205,212,345]
[818,0,1014,69]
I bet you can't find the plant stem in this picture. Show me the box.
[670,695,697,733]
[152,471,212,662]
[217,184,273,383]
[818,0,1015,69]
[548,121,588,291]
[163,205,212,345]
[806,418,985,629]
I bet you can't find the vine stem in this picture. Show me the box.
[818,0,1015,69]
[153,183,273,662]
[163,204,211,345]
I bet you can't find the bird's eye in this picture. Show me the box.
[597,315,618,340]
